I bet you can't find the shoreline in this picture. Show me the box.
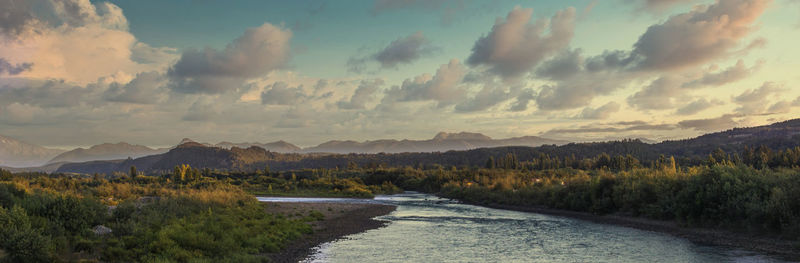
[474,202,800,261]
[264,202,397,263]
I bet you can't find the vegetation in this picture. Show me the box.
[341,148,800,240]
[2,142,800,262]
[0,169,317,262]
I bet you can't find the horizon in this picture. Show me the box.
[1,0,799,148]
[0,127,741,150]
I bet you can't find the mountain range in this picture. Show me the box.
[0,132,567,169]
[302,132,567,153]
[52,119,800,175]
[47,142,168,164]
[0,135,64,167]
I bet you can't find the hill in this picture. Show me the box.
[215,140,301,152]
[56,141,305,174]
[47,142,167,164]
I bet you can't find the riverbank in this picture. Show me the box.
[476,202,800,261]
[264,202,397,262]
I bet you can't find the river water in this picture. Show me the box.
[260,193,786,263]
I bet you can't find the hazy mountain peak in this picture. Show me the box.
[179,138,197,145]
[47,142,165,164]
[433,132,492,141]
[0,134,65,167]
[89,142,136,150]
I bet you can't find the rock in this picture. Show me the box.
[92,225,112,236]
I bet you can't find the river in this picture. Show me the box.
[261,193,786,262]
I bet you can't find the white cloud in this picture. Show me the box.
[576,102,621,119]
[467,6,576,78]
[169,23,292,94]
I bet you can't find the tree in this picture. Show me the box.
[173,164,190,182]
[347,161,359,170]
[130,166,138,179]
[485,157,495,169]
[0,206,54,263]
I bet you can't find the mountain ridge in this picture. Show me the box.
[0,134,65,167]
[302,132,568,153]
[47,142,167,164]
[54,119,800,175]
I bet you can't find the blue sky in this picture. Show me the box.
[1,0,799,147]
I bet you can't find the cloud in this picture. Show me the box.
[0,0,128,38]
[544,122,676,134]
[535,69,630,110]
[733,82,782,104]
[183,97,220,121]
[261,82,307,105]
[382,59,466,105]
[0,58,32,75]
[678,114,741,131]
[767,100,793,114]
[682,60,761,88]
[613,120,649,126]
[628,60,759,111]
[0,102,46,125]
[528,48,636,111]
[0,0,172,84]
[0,0,35,37]
[674,98,723,115]
[576,102,621,119]
[454,84,512,113]
[103,71,167,104]
[374,32,438,68]
[627,76,686,110]
[467,6,575,78]
[0,78,101,108]
[130,42,178,65]
[535,49,583,81]
[630,0,771,71]
[48,0,129,30]
[633,0,693,13]
[338,79,384,110]
[348,32,438,72]
[168,23,292,94]
[733,82,784,114]
[509,88,536,112]
[276,107,314,128]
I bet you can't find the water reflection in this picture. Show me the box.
[296,192,784,263]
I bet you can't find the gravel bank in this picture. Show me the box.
[264,202,397,262]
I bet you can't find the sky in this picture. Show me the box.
[0,0,799,148]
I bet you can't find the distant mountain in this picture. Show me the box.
[55,119,800,175]
[303,132,568,153]
[57,142,302,174]
[47,142,167,164]
[215,140,301,153]
[0,135,64,167]
[178,138,212,147]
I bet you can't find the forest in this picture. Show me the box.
[2,145,800,262]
